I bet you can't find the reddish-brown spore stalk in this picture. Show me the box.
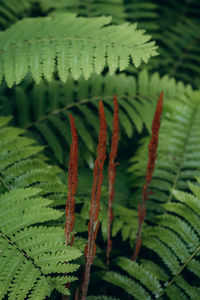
[65,114,78,245]
[132,91,163,261]
[81,101,107,300]
[106,94,119,267]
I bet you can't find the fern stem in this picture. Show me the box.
[0,230,44,275]
[25,93,148,131]
[106,95,119,268]
[81,101,107,300]
[25,95,123,130]
[132,92,163,261]
[0,34,153,55]
[65,114,78,245]
[157,244,200,298]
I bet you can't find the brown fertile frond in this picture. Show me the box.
[132,91,163,261]
[65,114,78,245]
[106,94,119,267]
[81,101,107,300]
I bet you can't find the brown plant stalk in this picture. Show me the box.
[81,101,107,300]
[65,114,78,245]
[63,115,78,300]
[106,94,119,267]
[132,91,163,261]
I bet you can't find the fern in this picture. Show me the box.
[123,0,159,34]
[111,204,138,247]
[150,18,200,88]
[0,13,157,87]
[37,0,200,88]
[128,88,200,221]
[0,0,33,30]
[122,1,200,88]
[0,70,192,166]
[1,2,200,299]
[103,181,200,299]
[39,0,126,24]
[0,116,81,299]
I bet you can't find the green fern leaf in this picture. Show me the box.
[117,258,162,296]
[0,117,81,299]
[128,89,200,221]
[0,0,32,30]
[1,70,192,166]
[40,0,126,25]
[0,14,158,86]
[102,180,200,299]
[103,271,151,299]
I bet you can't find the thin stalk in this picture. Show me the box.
[63,114,78,300]
[106,94,119,268]
[81,101,107,300]
[65,114,78,245]
[132,92,163,261]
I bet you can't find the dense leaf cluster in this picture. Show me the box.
[0,0,199,299]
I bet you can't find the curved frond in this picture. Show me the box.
[0,70,192,166]
[0,117,81,299]
[103,181,200,299]
[103,271,151,299]
[0,13,157,87]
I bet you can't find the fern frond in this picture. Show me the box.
[128,89,200,220]
[123,0,159,34]
[111,204,138,247]
[147,186,200,293]
[103,181,200,299]
[39,0,126,24]
[150,17,200,88]
[103,271,151,299]
[0,119,66,200]
[0,70,192,166]
[0,117,81,299]
[118,257,162,296]
[0,13,157,87]
[0,0,32,30]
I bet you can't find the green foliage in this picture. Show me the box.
[0,13,157,87]
[0,70,192,166]
[0,117,81,299]
[103,182,200,299]
[39,0,126,24]
[0,0,33,30]
[128,89,200,221]
[0,1,200,299]
[1,0,200,87]
[151,18,200,88]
